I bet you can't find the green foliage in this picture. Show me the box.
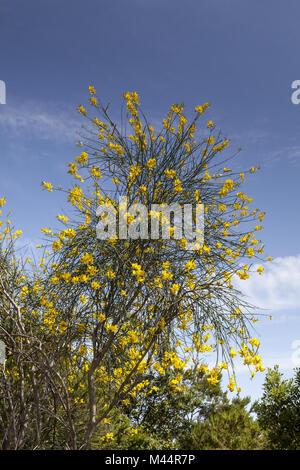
[95,370,266,451]
[94,413,168,450]
[255,366,300,450]
[123,367,225,445]
[178,396,264,450]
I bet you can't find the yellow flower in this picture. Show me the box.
[249,337,260,347]
[42,181,53,192]
[195,102,210,114]
[101,432,114,442]
[58,321,68,334]
[21,286,29,298]
[165,169,176,179]
[170,283,180,295]
[146,158,156,170]
[194,189,201,201]
[98,313,106,323]
[161,270,173,280]
[57,214,69,223]
[132,263,145,283]
[230,348,237,358]
[91,281,100,290]
[90,166,102,179]
[76,151,88,164]
[185,259,196,271]
[174,179,183,193]
[227,375,236,392]
[106,269,116,279]
[203,171,212,181]
[105,323,117,333]
[154,277,163,288]
[77,105,87,116]
[80,252,94,265]
[52,240,62,252]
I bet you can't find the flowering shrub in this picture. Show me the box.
[0,89,271,449]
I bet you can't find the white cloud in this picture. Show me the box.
[0,101,82,143]
[235,254,300,311]
[259,144,300,168]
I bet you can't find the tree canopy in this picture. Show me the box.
[255,366,300,450]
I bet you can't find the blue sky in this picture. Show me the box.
[1,0,300,400]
